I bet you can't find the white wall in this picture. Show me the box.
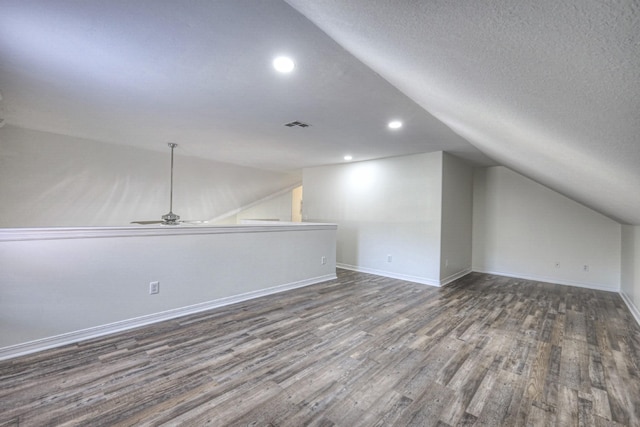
[303,152,443,285]
[0,223,336,358]
[440,153,474,283]
[236,190,293,222]
[213,186,302,224]
[0,125,300,227]
[473,166,621,291]
[621,225,640,323]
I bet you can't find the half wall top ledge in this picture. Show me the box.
[0,222,338,243]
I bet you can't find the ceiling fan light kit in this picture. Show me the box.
[161,211,180,225]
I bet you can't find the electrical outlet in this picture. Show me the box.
[583,265,589,272]
[555,262,560,268]
[321,256,327,265]
[387,254,392,262]
[149,281,160,295]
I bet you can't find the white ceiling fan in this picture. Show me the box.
[132,142,202,226]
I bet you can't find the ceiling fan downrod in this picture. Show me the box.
[161,142,181,225]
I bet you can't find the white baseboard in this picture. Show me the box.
[337,263,442,287]
[620,291,640,327]
[440,268,473,286]
[336,264,471,287]
[472,269,619,293]
[0,273,336,361]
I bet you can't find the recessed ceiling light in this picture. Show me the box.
[273,56,295,73]
[388,120,403,129]
[344,155,353,161]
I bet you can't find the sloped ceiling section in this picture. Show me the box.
[286,0,640,225]
[0,0,502,228]
[0,0,491,172]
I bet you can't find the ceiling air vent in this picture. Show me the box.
[284,121,311,128]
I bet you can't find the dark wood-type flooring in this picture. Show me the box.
[2,269,640,426]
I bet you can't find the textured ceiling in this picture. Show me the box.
[0,0,638,224]
[285,0,640,224]
[0,0,492,172]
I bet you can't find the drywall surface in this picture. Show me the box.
[0,224,336,353]
[213,186,300,224]
[303,152,443,285]
[286,0,640,225]
[621,225,640,323]
[440,153,473,283]
[0,125,300,227]
[473,167,621,290]
[236,190,293,222]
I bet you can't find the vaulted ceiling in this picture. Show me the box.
[1,0,638,224]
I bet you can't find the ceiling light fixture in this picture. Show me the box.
[344,155,353,161]
[388,120,403,129]
[273,56,295,73]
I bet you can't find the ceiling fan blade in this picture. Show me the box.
[130,219,209,226]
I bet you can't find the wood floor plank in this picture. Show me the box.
[1,269,640,426]
[394,382,454,426]
[438,365,489,426]
[555,384,579,427]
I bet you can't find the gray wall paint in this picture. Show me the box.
[440,152,474,281]
[0,225,336,350]
[0,125,300,227]
[303,152,443,284]
[621,225,640,319]
[235,191,294,222]
[473,166,621,290]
